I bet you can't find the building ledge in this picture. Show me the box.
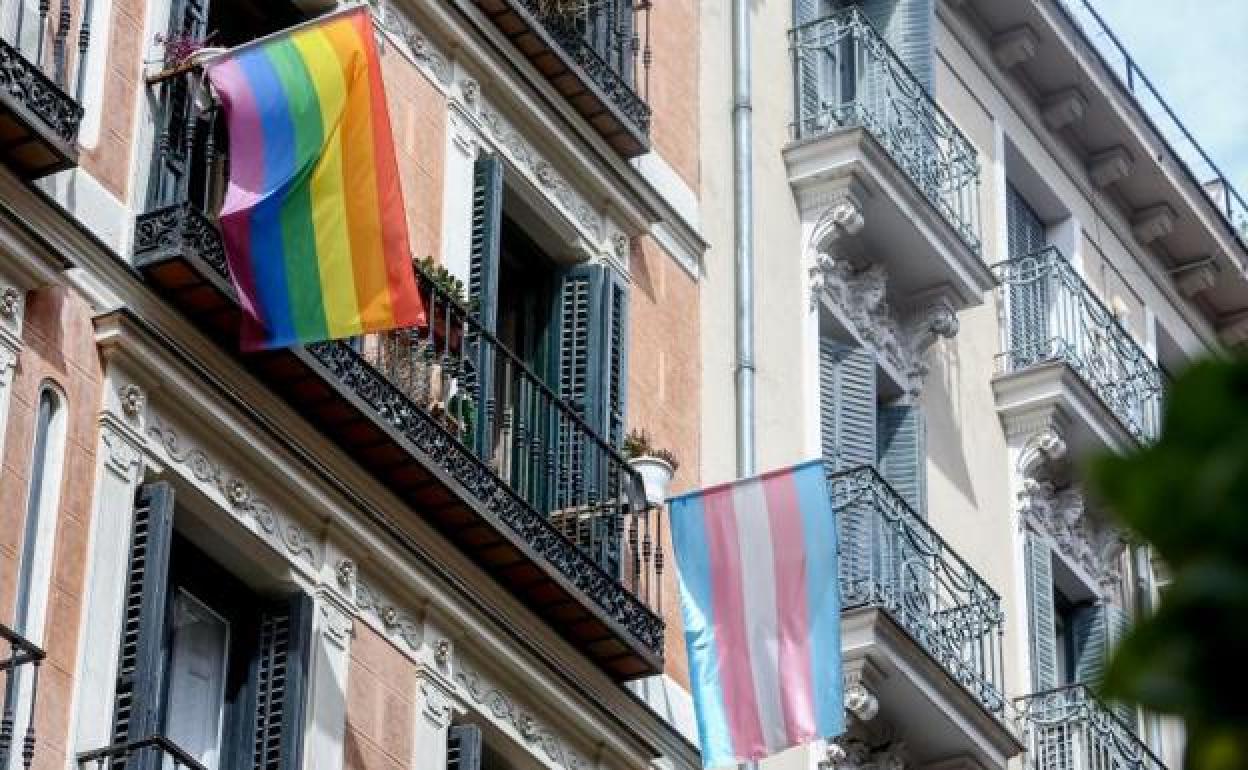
[842,607,1024,770]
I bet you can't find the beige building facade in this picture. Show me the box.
[695,1,1241,769]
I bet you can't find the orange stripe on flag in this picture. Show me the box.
[351,10,424,329]
[324,16,392,331]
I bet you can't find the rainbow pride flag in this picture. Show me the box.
[206,6,425,350]
[669,460,844,767]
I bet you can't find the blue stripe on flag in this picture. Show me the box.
[670,492,735,767]
[794,463,845,739]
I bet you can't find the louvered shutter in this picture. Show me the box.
[551,265,608,508]
[1025,532,1060,692]
[1074,603,1136,726]
[469,154,504,459]
[1006,185,1050,366]
[245,593,313,770]
[819,340,878,471]
[877,404,925,516]
[447,725,483,770]
[110,483,176,770]
[602,269,630,451]
[855,0,933,92]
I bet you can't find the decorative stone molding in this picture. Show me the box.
[100,421,144,480]
[119,383,146,418]
[1016,426,1069,483]
[434,638,452,666]
[147,414,319,568]
[419,675,455,729]
[1042,88,1088,131]
[455,664,590,770]
[1018,481,1126,600]
[354,577,423,651]
[318,592,356,651]
[992,25,1038,70]
[0,346,16,378]
[811,193,866,256]
[1132,203,1176,244]
[0,287,20,320]
[842,662,881,723]
[372,1,452,86]
[811,257,958,393]
[335,558,357,591]
[1170,257,1219,299]
[1088,146,1133,188]
[823,737,908,770]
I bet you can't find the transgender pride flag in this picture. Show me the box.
[669,460,843,768]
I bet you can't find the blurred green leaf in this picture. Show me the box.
[1087,359,1248,770]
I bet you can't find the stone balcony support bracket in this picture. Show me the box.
[991,26,1039,70]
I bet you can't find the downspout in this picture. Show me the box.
[733,0,756,477]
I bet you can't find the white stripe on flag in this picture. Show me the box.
[733,478,789,750]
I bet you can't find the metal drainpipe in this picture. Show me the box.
[733,0,756,478]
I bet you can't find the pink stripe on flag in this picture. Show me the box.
[763,472,819,745]
[703,487,766,758]
[209,58,265,341]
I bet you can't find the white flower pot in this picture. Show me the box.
[630,456,674,507]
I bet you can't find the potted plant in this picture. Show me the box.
[623,429,679,507]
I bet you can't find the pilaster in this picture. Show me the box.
[0,284,23,471]
[303,548,356,770]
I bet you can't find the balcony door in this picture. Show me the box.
[147,0,304,211]
[1006,185,1051,366]
[164,591,230,770]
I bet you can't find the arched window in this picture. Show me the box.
[14,384,67,643]
[4,383,67,756]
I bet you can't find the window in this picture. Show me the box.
[148,0,305,210]
[818,338,925,514]
[108,483,312,770]
[5,385,66,766]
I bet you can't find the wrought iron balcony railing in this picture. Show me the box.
[790,8,982,256]
[994,247,1164,444]
[1016,685,1165,770]
[1057,0,1248,251]
[829,466,1006,715]
[362,267,662,600]
[0,623,46,770]
[467,0,652,156]
[0,0,87,175]
[133,74,664,673]
[78,735,210,770]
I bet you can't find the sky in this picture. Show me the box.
[1086,0,1248,200]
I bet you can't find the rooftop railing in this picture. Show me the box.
[790,8,982,256]
[994,247,1164,444]
[829,466,1006,715]
[1057,0,1248,251]
[1016,685,1165,770]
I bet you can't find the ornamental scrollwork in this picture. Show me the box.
[354,578,423,651]
[0,39,83,145]
[146,415,319,568]
[302,340,665,656]
[455,665,589,770]
[1018,481,1126,602]
[810,257,958,394]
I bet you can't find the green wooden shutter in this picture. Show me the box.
[1025,532,1060,692]
[819,340,878,471]
[602,269,630,450]
[877,403,925,516]
[447,725,483,770]
[469,155,504,458]
[110,483,176,770]
[551,265,607,507]
[245,593,314,770]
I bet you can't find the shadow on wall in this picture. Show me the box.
[924,334,979,510]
